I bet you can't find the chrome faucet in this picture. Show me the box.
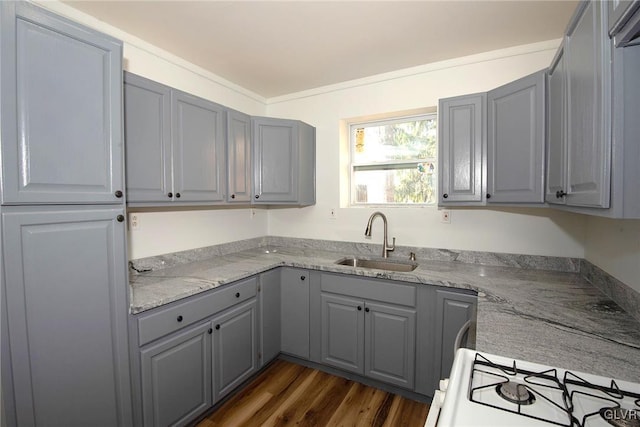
[364,211,395,258]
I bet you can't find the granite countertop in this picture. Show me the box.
[130,244,640,383]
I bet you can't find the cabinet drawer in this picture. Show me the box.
[138,276,257,346]
[320,273,416,307]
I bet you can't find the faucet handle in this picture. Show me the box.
[389,237,396,251]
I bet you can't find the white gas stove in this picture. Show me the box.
[429,349,640,427]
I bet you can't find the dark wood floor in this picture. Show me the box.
[197,359,429,427]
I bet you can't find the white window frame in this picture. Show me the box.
[349,113,437,206]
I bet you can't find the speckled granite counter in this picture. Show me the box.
[130,242,640,384]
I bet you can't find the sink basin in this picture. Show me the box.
[335,257,418,272]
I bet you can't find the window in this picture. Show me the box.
[350,114,437,205]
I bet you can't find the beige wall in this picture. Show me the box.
[584,217,640,293]
[266,43,587,258]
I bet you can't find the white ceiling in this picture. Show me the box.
[64,1,578,98]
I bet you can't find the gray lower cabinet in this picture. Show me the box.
[1,206,133,426]
[318,274,417,390]
[213,299,258,400]
[252,117,316,206]
[124,72,226,205]
[227,110,252,203]
[434,289,477,380]
[0,1,124,205]
[438,93,486,205]
[259,269,281,366]
[487,70,545,204]
[141,322,213,427]
[280,268,310,359]
[134,278,259,426]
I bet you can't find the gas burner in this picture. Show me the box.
[497,381,537,405]
[599,407,640,427]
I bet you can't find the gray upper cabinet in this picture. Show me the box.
[252,117,316,206]
[546,47,567,205]
[280,268,310,359]
[140,322,213,427]
[124,72,226,204]
[124,72,172,202]
[227,110,252,203]
[564,0,611,208]
[172,91,226,203]
[0,1,124,205]
[487,70,546,204]
[438,93,486,205]
[608,0,640,46]
[2,206,133,427]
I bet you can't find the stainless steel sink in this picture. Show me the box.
[335,257,418,272]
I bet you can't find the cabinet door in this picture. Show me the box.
[253,117,298,203]
[227,110,252,202]
[260,269,281,366]
[364,302,416,389]
[434,290,476,379]
[0,2,124,204]
[565,1,611,208]
[172,91,226,202]
[487,70,545,203]
[320,294,364,374]
[438,94,485,204]
[141,322,213,427]
[280,268,310,359]
[213,299,258,400]
[124,72,172,203]
[546,48,567,205]
[2,207,132,426]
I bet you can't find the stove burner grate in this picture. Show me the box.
[496,381,537,405]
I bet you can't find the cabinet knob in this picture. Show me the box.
[208,328,213,334]
[215,324,220,330]
[357,306,362,311]
[300,275,306,281]
[235,292,240,298]
[116,215,125,222]
[486,193,491,199]
[177,315,183,322]
[442,193,448,199]
[168,192,173,198]
[114,190,123,198]
[365,307,370,313]
[556,190,567,198]
[175,192,181,198]
[231,194,236,199]
[255,194,260,199]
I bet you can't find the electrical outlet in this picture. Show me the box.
[440,210,451,224]
[129,213,140,230]
[329,208,337,220]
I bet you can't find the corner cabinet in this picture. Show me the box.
[487,70,546,204]
[546,1,640,217]
[280,268,310,359]
[0,1,124,205]
[438,93,486,204]
[124,72,227,205]
[252,117,316,206]
[226,109,252,203]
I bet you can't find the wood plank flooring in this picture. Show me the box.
[196,359,429,427]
